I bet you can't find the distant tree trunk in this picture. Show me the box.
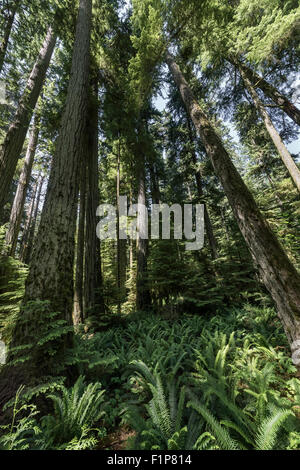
[5,110,40,257]
[230,57,300,126]
[238,65,300,193]
[0,25,56,215]
[84,82,105,318]
[136,160,151,311]
[73,162,86,325]
[22,174,44,265]
[149,162,161,205]
[8,0,92,381]
[19,177,39,262]
[166,52,300,367]
[116,139,122,315]
[186,118,218,260]
[0,0,20,73]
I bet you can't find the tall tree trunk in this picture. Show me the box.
[0,25,56,214]
[84,82,105,318]
[230,57,300,126]
[8,0,92,381]
[0,0,20,73]
[149,162,161,205]
[136,160,151,311]
[166,52,300,367]
[19,176,39,262]
[22,174,44,265]
[73,162,86,325]
[116,138,122,315]
[5,110,40,257]
[238,65,300,193]
[186,118,218,260]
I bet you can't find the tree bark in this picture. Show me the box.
[19,176,39,262]
[22,174,44,265]
[0,25,56,215]
[8,0,92,379]
[84,83,105,318]
[73,161,86,325]
[166,52,300,367]
[136,159,151,311]
[0,0,20,73]
[230,57,300,126]
[5,110,40,257]
[238,65,300,194]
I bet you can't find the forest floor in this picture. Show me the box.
[1,305,300,450]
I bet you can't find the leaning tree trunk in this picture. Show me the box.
[0,0,20,74]
[7,0,92,382]
[0,25,56,215]
[5,110,40,257]
[73,161,87,325]
[84,83,105,318]
[238,65,300,193]
[229,57,300,127]
[166,52,300,368]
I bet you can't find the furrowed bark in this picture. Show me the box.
[0,25,56,214]
[8,0,92,379]
[230,57,300,126]
[238,65,300,194]
[166,52,300,367]
[5,110,40,257]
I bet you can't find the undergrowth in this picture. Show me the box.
[1,305,300,450]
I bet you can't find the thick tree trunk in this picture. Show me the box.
[0,25,56,215]
[84,84,105,318]
[136,161,151,311]
[238,65,300,193]
[22,174,44,265]
[166,52,300,367]
[0,0,20,73]
[5,111,40,257]
[73,161,86,325]
[8,0,92,380]
[230,57,300,126]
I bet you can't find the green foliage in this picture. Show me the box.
[0,227,27,345]
[40,376,106,449]
[0,377,107,450]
